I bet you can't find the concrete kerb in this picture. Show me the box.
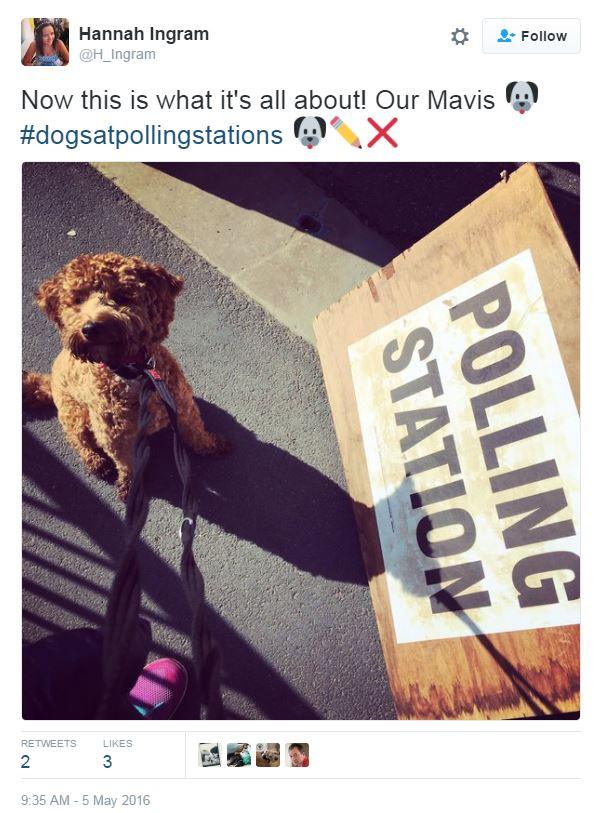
[92,162,397,344]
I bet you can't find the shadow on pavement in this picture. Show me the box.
[147,161,395,267]
[22,426,320,719]
[122,401,580,721]
[144,398,367,586]
[150,162,579,267]
[296,161,580,264]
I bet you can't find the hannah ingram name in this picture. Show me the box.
[79,27,209,45]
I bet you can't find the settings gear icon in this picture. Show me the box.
[451,27,469,45]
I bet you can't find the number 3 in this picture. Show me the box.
[103,754,112,768]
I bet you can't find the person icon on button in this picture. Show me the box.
[497,28,515,43]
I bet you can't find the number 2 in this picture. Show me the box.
[21,754,30,769]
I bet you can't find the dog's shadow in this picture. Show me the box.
[144,398,367,585]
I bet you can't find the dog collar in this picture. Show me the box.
[98,352,156,381]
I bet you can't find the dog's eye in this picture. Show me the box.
[516,94,520,99]
[110,292,131,306]
[525,94,529,99]
[71,291,86,305]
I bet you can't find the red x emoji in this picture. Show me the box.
[367,117,398,148]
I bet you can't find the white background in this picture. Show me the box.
[3,0,599,809]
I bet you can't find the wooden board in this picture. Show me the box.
[314,163,580,719]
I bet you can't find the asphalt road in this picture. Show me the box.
[22,162,396,720]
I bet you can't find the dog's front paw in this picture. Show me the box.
[85,451,117,481]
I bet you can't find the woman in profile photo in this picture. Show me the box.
[22,20,69,66]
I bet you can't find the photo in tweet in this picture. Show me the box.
[22,161,579,723]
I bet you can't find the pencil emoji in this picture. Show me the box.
[330,116,362,149]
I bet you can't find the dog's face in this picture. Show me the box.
[506,81,538,113]
[294,116,326,148]
[36,253,183,368]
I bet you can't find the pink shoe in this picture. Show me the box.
[128,658,188,719]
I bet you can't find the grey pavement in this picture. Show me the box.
[22,162,396,720]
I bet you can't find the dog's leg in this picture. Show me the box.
[87,410,137,501]
[55,394,116,480]
[176,393,230,456]
[156,351,230,456]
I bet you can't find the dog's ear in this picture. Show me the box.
[316,117,326,137]
[138,262,184,341]
[506,82,517,102]
[141,263,184,298]
[36,273,63,325]
[294,117,305,138]
[164,269,184,297]
[528,82,539,103]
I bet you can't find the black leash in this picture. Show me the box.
[97,361,223,719]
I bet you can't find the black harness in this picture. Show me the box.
[97,359,223,719]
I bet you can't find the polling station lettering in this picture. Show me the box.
[382,279,579,616]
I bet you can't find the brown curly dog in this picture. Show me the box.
[23,253,229,500]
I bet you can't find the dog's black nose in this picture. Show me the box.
[82,321,101,340]
[519,102,525,107]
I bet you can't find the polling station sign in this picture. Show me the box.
[348,250,580,645]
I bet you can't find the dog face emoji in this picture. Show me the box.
[506,81,538,114]
[294,116,326,149]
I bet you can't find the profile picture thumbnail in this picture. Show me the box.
[198,743,221,768]
[227,743,252,767]
[21,18,69,66]
[256,743,280,767]
[286,742,309,767]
